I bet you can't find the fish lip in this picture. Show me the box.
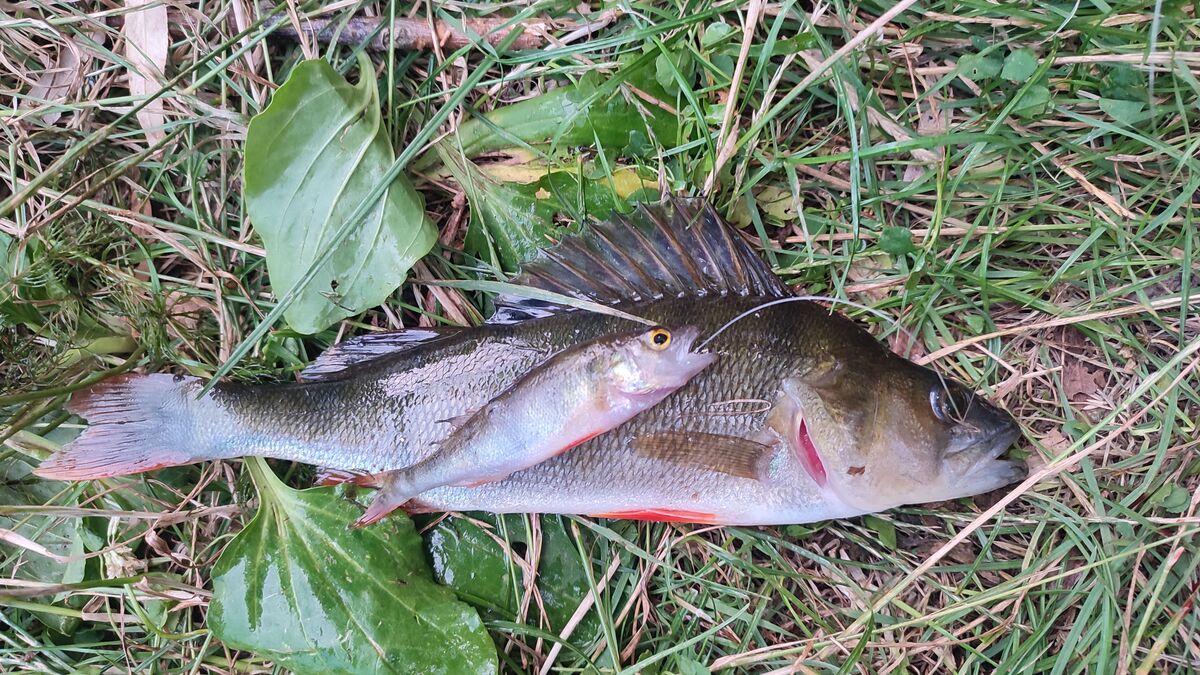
[987,419,1022,459]
[959,419,1022,476]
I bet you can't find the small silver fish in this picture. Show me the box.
[354,326,714,526]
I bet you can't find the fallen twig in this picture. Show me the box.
[265,7,564,52]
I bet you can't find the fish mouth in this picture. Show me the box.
[673,326,704,353]
[672,326,717,371]
[956,419,1026,488]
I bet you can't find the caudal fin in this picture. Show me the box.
[35,373,217,480]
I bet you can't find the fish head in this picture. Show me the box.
[782,355,1024,513]
[600,326,716,402]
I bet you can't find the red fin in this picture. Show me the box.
[314,468,380,488]
[35,374,201,480]
[795,419,827,487]
[589,508,720,524]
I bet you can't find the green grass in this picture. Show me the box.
[2,1,1198,672]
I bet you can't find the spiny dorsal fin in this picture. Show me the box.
[489,198,787,323]
[299,328,460,381]
[630,431,776,480]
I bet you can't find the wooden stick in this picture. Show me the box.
[265,7,562,52]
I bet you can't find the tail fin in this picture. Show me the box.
[35,373,218,480]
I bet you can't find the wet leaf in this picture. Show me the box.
[210,458,496,675]
[244,55,437,334]
[0,441,85,634]
[425,514,600,640]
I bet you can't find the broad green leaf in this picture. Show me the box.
[701,22,735,48]
[1001,49,1038,83]
[244,55,437,334]
[210,458,496,675]
[434,68,678,166]
[1150,482,1190,513]
[1013,84,1051,117]
[654,50,694,95]
[878,226,917,256]
[956,53,1002,81]
[425,514,601,641]
[862,515,897,550]
[0,440,85,634]
[1099,98,1145,127]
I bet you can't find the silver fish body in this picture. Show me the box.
[355,326,713,525]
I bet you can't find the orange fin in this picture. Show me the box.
[589,508,720,524]
[351,472,414,528]
[631,431,774,480]
[35,374,203,480]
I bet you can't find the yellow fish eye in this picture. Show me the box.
[647,328,672,350]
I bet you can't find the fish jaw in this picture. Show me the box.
[931,421,1026,501]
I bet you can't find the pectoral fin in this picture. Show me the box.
[631,431,775,480]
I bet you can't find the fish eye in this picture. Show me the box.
[647,328,671,350]
[930,384,970,423]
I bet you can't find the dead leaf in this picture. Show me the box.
[1040,428,1071,454]
[1060,328,1104,401]
[24,37,84,125]
[124,0,169,144]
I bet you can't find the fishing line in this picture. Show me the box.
[695,296,901,351]
[695,296,967,420]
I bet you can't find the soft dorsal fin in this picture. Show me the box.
[299,328,460,381]
[488,198,786,323]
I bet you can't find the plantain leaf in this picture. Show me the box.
[210,458,496,675]
[244,55,437,334]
